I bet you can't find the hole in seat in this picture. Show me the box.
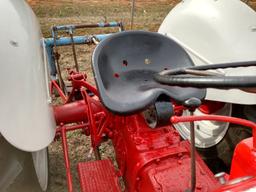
[114,73,120,78]
[123,60,128,66]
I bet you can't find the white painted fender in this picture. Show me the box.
[0,0,56,152]
[159,0,256,104]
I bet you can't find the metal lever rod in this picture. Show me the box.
[130,0,136,30]
[190,110,196,192]
[53,31,65,91]
[69,30,79,72]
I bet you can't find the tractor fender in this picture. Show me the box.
[159,0,256,104]
[0,0,56,152]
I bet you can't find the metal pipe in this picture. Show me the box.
[130,0,136,30]
[45,43,57,78]
[51,80,67,103]
[190,111,196,192]
[54,100,88,125]
[56,123,88,133]
[53,99,104,125]
[81,90,102,160]
[171,115,256,150]
[53,22,123,31]
[69,31,79,72]
[53,31,65,91]
[45,34,111,47]
[80,81,99,96]
[61,127,73,192]
[119,22,125,31]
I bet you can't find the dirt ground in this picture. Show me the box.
[29,1,256,191]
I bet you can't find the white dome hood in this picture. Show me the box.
[159,0,256,105]
[0,0,56,151]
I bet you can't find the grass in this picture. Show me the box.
[33,1,177,37]
[34,0,256,37]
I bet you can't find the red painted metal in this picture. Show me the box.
[138,141,219,191]
[171,115,256,149]
[52,73,114,190]
[229,138,256,179]
[82,90,98,149]
[110,115,218,191]
[56,123,88,134]
[171,114,256,191]
[50,80,67,103]
[198,101,225,114]
[77,160,121,192]
[60,126,73,192]
[68,70,99,96]
[54,99,104,125]
[52,71,256,192]
[54,100,88,125]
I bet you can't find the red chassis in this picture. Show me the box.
[51,71,256,192]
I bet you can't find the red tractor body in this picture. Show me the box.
[111,115,218,191]
[48,27,256,192]
[52,70,256,191]
[230,138,256,179]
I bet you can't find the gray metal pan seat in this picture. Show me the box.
[92,31,206,115]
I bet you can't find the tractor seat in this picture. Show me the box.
[92,31,206,115]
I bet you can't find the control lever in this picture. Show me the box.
[184,98,201,192]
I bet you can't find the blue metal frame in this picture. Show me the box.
[45,34,112,78]
[44,21,123,79]
[52,22,121,32]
